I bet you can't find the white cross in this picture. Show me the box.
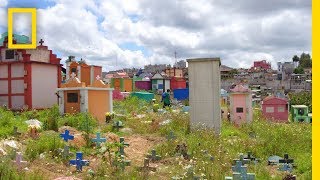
[71,72,77,78]
[96,75,101,80]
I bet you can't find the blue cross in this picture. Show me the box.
[92,132,107,147]
[60,130,74,142]
[230,161,255,180]
[69,152,89,171]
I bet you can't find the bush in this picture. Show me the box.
[25,131,65,161]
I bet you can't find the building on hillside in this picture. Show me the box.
[165,67,183,78]
[174,60,187,68]
[220,65,234,79]
[252,60,271,71]
[0,34,61,110]
[65,56,102,86]
[277,62,294,80]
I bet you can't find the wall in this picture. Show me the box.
[135,81,151,91]
[32,64,58,109]
[26,49,50,63]
[187,58,221,135]
[88,90,111,123]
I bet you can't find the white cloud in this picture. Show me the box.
[0,0,7,8]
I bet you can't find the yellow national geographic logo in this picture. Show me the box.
[7,8,37,49]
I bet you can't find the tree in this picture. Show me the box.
[292,55,300,63]
[288,91,312,112]
[299,52,312,68]
[293,67,304,74]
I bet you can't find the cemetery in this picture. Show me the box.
[0,55,312,179]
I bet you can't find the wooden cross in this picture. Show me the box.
[39,39,44,46]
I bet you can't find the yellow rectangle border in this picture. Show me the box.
[7,8,37,49]
[313,0,318,179]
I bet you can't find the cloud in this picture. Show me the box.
[1,0,311,71]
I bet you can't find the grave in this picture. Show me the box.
[291,105,310,123]
[146,149,161,162]
[113,121,124,131]
[114,155,131,171]
[91,132,107,147]
[14,152,27,169]
[279,154,294,164]
[138,158,156,172]
[267,155,282,165]
[225,160,255,180]
[69,152,89,171]
[62,145,73,159]
[229,84,253,126]
[60,130,74,142]
[187,58,221,135]
[166,131,176,141]
[0,36,61,110]
[233,152,259,165]
[262,96,289,123]
[278,163,293,172]
[119,137,129,156]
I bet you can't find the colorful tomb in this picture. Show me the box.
[290,105,310,123]
[65,56,102,86]
[57,74,113,123]
[0,36,61,110]
[229,84,253,125]
[151,73,170,94]
[262,96,289,122]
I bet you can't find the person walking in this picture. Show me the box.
[161,89,171,108]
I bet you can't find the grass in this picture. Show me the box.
[0,96,312,179]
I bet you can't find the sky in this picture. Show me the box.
[0,0,311,71]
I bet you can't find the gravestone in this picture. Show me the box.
[60,130,74,142]
[147,149,161,162]
[91,132,107,147]
[279,154,294,164]
[187,58,221,135]
[114,155,131,171]
[113,121,124,131]
[69,152,89,171]
[226,160,255,180]
[139,157,156,172]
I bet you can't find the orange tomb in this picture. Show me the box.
[56,73,113,123]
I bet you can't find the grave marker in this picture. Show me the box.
[278,163,293,172]
[113,121,124,131]
[60,130,74,142]
[62,145,73,159]
[119,137,129,156]
[91,132,107,147]
[13,126,21,136]
[114,155,131,171]
[226,160,256,180]
[69,152,89,171]
[147,149,161,162]
[279,154,294,164]
[14,152,27,169]
[139,157,156,172]
[166,131,176,141]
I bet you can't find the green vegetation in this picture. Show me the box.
[0,96,312,179]
[288,91,312,112]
